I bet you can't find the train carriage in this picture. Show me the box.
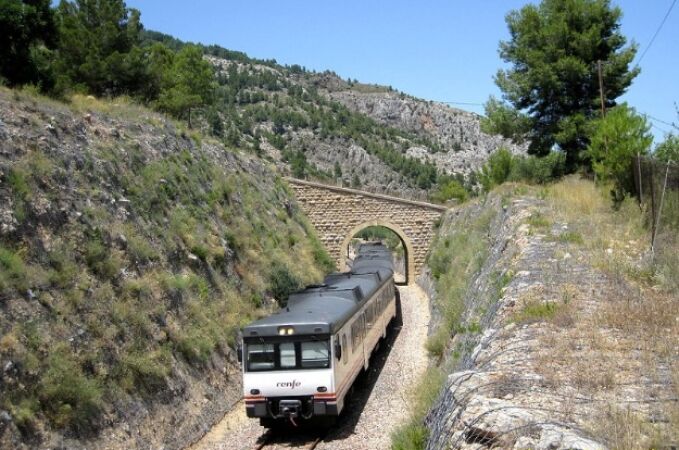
[240,243,397,426]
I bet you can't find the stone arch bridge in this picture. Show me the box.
[286,178,447,284]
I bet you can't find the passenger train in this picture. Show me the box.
[239,243,397,427]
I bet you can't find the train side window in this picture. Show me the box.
[342,335,348,364]
[352,315,366,351]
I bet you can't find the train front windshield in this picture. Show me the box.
[246,338,330,372]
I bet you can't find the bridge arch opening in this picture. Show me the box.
[341,221,415,285]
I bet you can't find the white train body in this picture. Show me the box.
[240,244,397,425]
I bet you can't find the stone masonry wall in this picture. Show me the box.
[286,178,446,281]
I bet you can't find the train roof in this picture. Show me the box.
[242,244,394,338]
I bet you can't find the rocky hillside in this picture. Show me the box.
[0,88,333,449]
[325,91,524,174]
[418,180,678,449]
[141,32,524,199]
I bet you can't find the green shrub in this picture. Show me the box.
[510,151,566,184]
[558,230,584,244]
[116,349,171,393]
[48,248,78,288]
[480,96,531,143]
[190,243,209,260]
[84,238,121,279]
[174,328,215,364]
[0,246,28,292]
[527,212,551,228]
[40,347,103,432]
[587,104,652,203]
[430,178,468,204]
[479,147,514,191]
[268,263,302,305]
[391,367,444,450]
[480,148,566,192]
[512,301,559,324]
[10,398,39,434]
[653,134,679,163]
[7,167,31,199]
[126,234,159,263]
[392,424,429,450]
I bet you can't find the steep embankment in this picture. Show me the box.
[422,180,678,449]
[0,88,333,450]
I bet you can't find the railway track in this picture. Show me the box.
[254,431,324,450]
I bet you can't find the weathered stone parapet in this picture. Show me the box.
[286,178,446,283]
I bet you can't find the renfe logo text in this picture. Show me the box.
[276,380,301,389]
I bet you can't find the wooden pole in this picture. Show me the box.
[598,60,606,118]
[650,161,657,252]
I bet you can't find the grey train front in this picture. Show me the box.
[239,244,396,427]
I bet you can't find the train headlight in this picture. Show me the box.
[250,389,260,395]
[317,386,327,392]
[278,326,295,335]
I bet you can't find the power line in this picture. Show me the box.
[643,112,679,131]
[439,101,484,106]
[637,0,677,64]
[650,122,671,135]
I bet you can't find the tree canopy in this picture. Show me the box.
[495,0,639,169]
[153,45,215,121]
[0,0,57,87]
[587,104,652,201]
[53,0,144,96]
[654,134,679,163]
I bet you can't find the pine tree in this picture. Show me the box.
[0,0,57,88]
[495,0,639,169]
[153,45,215,121]
[53,0,144,96]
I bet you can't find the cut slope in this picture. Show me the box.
[0,88,333,450]
[424,180,678,449]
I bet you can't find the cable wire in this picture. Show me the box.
[637,0,677,64]
[644,113,679,131]
[439,101,484,106]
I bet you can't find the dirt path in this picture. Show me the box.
[188,284,430,450]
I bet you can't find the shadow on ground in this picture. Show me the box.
[327,288,403,440]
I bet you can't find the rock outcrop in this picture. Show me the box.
[425,185,678,449]
[326,91,525,174]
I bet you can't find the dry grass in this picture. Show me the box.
[535,176,679,447]
[545,176,608,218]
[69,94,154,120]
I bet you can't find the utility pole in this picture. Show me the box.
[598,60,609,159]
[597,60,606,118]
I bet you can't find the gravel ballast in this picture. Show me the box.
[189,284,431,450]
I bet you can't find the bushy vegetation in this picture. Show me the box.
[587,104,653,203]
[480,96,531,143]
[354,226,402,251]
[426,207,494,358]
[0,0,453,195]
[430,175,468,204]
[0,92,334,435]
[391,367,445,450]
[478,147,566,192]
[653,127,679,163]
[489,0,639,169]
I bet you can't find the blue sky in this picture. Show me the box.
[127,0,678,143]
